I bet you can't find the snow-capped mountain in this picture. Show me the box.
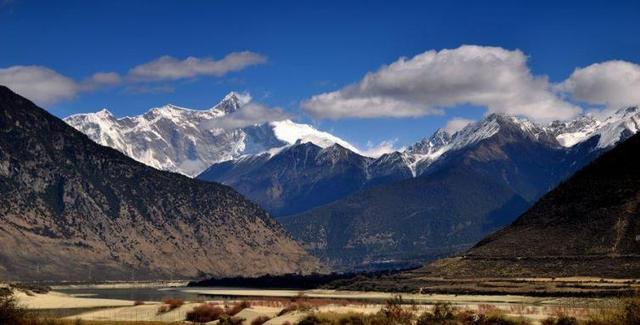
[64,92,355,177]
[200,105,640,220]
[399,106,640,175]
[548,106,640,149]
[280,106,640,271]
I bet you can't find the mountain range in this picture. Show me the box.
[202,107,640,270]
[65,92,356,177]
[0,86,321,281]
[64,91,640,272]
[418,130,640,278]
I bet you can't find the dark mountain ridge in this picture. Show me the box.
[281,114,606,271]
[421,131,640,278]
[0,85,321,281]
[198,141,391,217]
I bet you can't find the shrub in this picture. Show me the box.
[133,300,145,306]
[219,315,245,325]
[251,315,271,325]
[185,303,225,323]
[297,315,326,325]
[163,298,184,309]
[277,301,313,316]
[157,297,184,314]
[380,295,413,325]
[0,295,28,325]
[226,300,251,316]
[587,291,640,325]
[542,315,579,325]
[621,295,640,325]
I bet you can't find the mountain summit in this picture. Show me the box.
[65,92,355,177]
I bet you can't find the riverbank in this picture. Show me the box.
[9,284,625,324]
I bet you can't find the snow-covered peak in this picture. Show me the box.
[593,106,640,148]
[95,108,115,118]
[407,128,451,155]
[400,113,552,177]
[64,93,356,177]
[269,120,358,152]
[549,106,640,148]
[547,115,600,147]
[213,91,251,114]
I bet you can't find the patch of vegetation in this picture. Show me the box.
[185,303,225,323]
[0,294,28,325]
[277,301,313,316]
[251,315,271,325]
[218,315,244,325]
[185,301,250,323]
[156,297,184,314]
[542,315,579,325]
[297,297,532,325]
[587,292,640,325]
[225,300,251,316]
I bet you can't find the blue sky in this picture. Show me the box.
[1,0,639,153]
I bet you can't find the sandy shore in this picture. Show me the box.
[12,287,605,324]
[14,290,136,309]
[181,288,548,304]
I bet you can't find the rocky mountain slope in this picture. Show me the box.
[199,142,377,216]
[202,108,640,219]
[0,86,321,281]
[281,109,640,270]
[197,129,453,217]
[419,131,640,278]
[280,114,590,270]
[65,93,355,177]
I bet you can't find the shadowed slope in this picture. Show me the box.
[421,132,640,278]
[0,85,321,281]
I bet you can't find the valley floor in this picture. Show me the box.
[9,279,639,324]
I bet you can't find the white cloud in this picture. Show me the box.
[0,66,80,105]
[444,117,475,134]
[556,60,640,109]
[358,139,401,158]
[0,66,123,106]
[0,51,266,105]
[203,102,289,130]
[82,72,122,90]
[302,45,581,122]
[128,51,267,81]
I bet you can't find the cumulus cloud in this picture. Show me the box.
[302,45,581,122]
[81,72,122,90]
[0,51,267,105]
[444,117,475,134]
[128,51,267,81]
[556,60,640,109]
[358,139,401,158]
[203,102,289,130]
[0,66,80,105]
[0,66,123,105]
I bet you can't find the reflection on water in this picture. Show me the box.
[56,287,203,301]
